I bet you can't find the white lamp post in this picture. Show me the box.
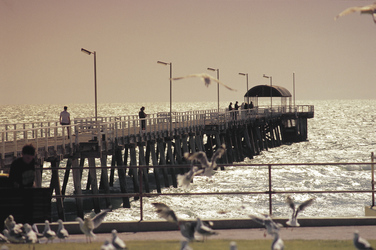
[157,61,172,132]
[81,48,98,122]
[207,67,220,113]
[239,72,249,104]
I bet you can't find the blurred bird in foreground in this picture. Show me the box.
[57,219,69,242]
[101,239,116,250]
[23,223,39,243]
[177,166,203,189]
[152,202,217,241]
[43,220,56,243]
[335,3,376,23]
[171,73,237,91]
[285,196,314,227]
[271,232,284,250]
[249,214,283,237]
[184,144,226,177]
[111,229,127,249]
[353,230,373,250]
[76,206,112,243]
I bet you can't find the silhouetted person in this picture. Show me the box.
[60,106,71,138]
[9,144,36,188]
[139,106,147,130]
[249,101,254,109]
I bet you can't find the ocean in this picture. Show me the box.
[1,99,376,221]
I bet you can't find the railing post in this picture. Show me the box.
[139,166,143,221]
[268,164,273,215]
[372,152,375,207]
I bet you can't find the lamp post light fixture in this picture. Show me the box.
[81,48,98,122]
[239,72,249,104]
[207,67,220,113]
[263,74,273,112]
[157,60,173,132]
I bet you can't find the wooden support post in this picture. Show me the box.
[225,131,234,164]
[100,155,111,207]
[195,134,203,152]
[149,141,161,193]
[72,158,83,219]
[145,141,151,166]
[231,130,240,163]
[215,133,225,170]
[50,160,65,220]
[61,158,72,195]
[129,145,140,196]
[189,135,196,153]
[88,157,101,213]
[115,148,130,208]
[220,134,229,164]
[157,140,170,187]
[138,143,150,193]
[167,140,177,188]
[174,136,183,165]
[109,154,116,187]
[243,127,254,160]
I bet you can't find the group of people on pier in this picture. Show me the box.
[228,101,254,120]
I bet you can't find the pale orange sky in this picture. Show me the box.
[1,0,375,106]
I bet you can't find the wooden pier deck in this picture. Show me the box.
[0,105,314,223]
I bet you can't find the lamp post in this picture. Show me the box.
[157,61,172,132]
[263,74,273,112]
[207,67,220,113]
[239,72,249,104]
[293,72,296,108]
[81,48,98,122]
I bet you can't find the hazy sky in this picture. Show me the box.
[1,0,375,106]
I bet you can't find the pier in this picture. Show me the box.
[0,104,314,223]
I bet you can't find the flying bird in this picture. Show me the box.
[111,229,127,249]
[43,220,56,243]
[353,230,374,250]
[76,206,112,243]
[184,144,226,177]
[335,3,376,23]
[152,202,209,242]
[285,196,314,227]
[249,214,283,236]
[57,219,69,242]
[271,232,284,250]
[177,166,204,189]
[171,73,237,91]
[194,218,218,241]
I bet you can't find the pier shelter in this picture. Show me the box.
[244,85,292,107]
[0,105,314,224]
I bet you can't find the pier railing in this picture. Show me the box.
[45,159,375,221]
[0,105,313,159]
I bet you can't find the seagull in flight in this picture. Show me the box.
[171,73,237,91]
[335,3,376,23]
[177,166,204,189]
[353,230,374,250]
[285,196,314,227]
[184,144,226,177]
[76,206,112,243]
[249,214,283,237]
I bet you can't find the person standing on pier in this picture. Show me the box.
[228,102,234,120]
[234,101,239,120]
[139,106,147,131]
[8,144,36,188]
[59,106,71,138]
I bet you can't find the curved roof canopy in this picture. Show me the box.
[244,85,292,97]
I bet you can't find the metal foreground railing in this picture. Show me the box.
[47,158,375,221]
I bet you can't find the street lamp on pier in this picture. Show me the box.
[263,74,273,112]
[81,48,98,122]
[207,67,220,113]
[157,60,172,132]
[239,72,249,104]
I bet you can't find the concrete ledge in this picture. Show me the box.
[37,217,376,235]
